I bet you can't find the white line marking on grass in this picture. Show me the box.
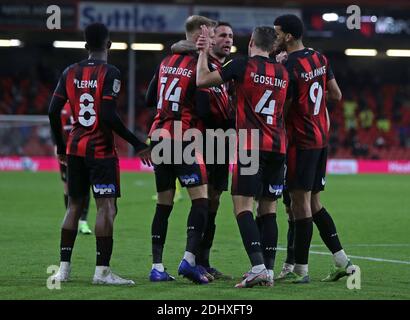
[310,244,410,248]
[277,247,410,265]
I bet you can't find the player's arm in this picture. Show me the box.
[145,67,159,108]
[326,107,330,132]
[102,67,150,157]
[48,69,68,161]
[101,101,148,153]
[284,68,296,119]
[283,80,294,116]
[327,78,342,103]
[325,60,342,103]
[196,50,224,88]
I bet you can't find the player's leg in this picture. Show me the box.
[150,163,175,281]
[233,195,268,288]
[232,154,268,288]
[151,178,182,202]
[312,191,353,281]
[197,184,220,269]
[176,153,210,284]
[257,199,278,286]
[60,160,91,235]
[197,162,231,279]
[59,162,69,209]
[256,152,285,285]
[52,156,89,282]
[177,183,209,284]
[79,191,92,234]
[285,146,319,283]
[277,189,296,279]
[89,157,134,285]
[150,188,175,281]
[289,190,312,283]
[310,148,355,281]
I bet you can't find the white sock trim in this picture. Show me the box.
[333,249,349,268]
[183,251,196,266]
[294,264,308,277]
[95,265,109,275]
[283,262,295,271]
[251,264,266,273]
[152,263,164,272]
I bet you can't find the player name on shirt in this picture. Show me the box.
[301,66,327,82]
[250,72,287,88]
[74,79,98,89]
[160,66,193,78]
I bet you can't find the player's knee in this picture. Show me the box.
[97,200,116,221]
[67,198,85,217]
[290,201,310,218]
[188,184,208,200]
[256,198,277,216]
[157,190,175,206]
[311,195,322,214]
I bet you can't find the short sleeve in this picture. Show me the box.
[219,57,247,83]
[102,66,121,100]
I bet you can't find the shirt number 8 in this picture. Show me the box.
[79,93,96,127]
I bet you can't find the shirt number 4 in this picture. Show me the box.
[255,90,276,124]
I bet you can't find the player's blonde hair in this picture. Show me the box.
[185,15,217,40]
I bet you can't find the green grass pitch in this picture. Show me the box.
[0,172,409,300]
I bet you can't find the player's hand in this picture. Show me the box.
[196,25,210,52]
[137,147,153,167]
[58,154,67,166]
[276,51,288,64]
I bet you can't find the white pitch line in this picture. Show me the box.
[276,248,410,265]
[310,244,410,248]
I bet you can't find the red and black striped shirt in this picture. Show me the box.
[196,55,233,129]
[53,59,121,159]
[285,48,334,149]
[149,53,203,139]
[219,55,288,154]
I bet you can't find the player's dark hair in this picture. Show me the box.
[252,26,276,53]
[216,21,233,29]
[274,14,304,40]
[84,23,109,51]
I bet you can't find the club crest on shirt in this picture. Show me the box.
[113,79,121,93]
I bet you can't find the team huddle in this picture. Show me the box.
[48,14,357,288]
